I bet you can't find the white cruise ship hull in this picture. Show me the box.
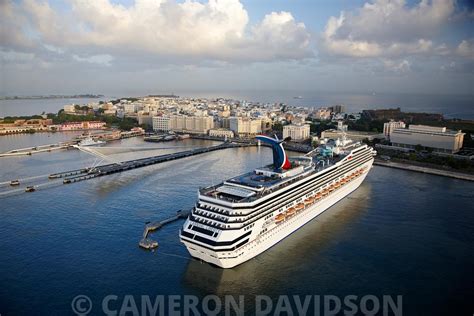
[181,159,373,268]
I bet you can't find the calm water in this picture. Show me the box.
[1,92,473,119]
[0,133,473,315]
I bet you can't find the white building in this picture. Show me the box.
[209,128,234,138]
[63,104,76,113]
[383,120,406,139]
[283,124,311,141]
[124,104,137,113]
[229,117,262,137]
[152,116,170,131]
[155,115,214,134]
[391,125,465,153]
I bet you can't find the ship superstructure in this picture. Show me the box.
[180,134,376,268]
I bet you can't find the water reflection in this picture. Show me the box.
[182,182,372,295]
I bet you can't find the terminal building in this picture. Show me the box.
[390,125,465,153]
[152,115,214,134]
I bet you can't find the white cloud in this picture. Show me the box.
[321,0,455,58]
[10,0,312,63]
[383,59,411,73]
[73,54,114,66]
[456,40,474,59]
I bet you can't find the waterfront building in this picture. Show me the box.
[209,128,234,138]
[229,117,262,137]
[154,115,214,134]
[283,124,310,141]
[390,125,465,153]
[0,119,53,135]
[383,120,406,139]
[152,116,170,132]
[59,121,106,131]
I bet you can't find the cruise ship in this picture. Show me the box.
[180,134,376,268]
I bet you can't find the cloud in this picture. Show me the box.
[4,0,312,63]
[72,54,114,66]
[321,0,455,58]
[456,40,474,59]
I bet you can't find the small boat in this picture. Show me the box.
[316,193,322,199]
[78,136,106,146]
[295,203,304,210]
[25,186,35,192]
[286,208,296,216]
[10,180,20,186]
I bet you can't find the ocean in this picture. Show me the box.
[0,133,473,315]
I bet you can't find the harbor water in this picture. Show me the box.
[0,133,473,315]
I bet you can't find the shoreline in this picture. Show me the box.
[373,159,474,182]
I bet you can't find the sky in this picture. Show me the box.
[1,0,473,96]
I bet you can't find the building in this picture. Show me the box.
[283,124,310,141]
[63,104,76,113]
[383,120,406,139]
[138,113,153,127]
[59,121,106,131]
[229,117,261,137]
[152,116,170,131]
[123,104,137,113]
[153,115,214,134]
[330,105,346,114]
[390,125,465,153]
[321,129,382,142]
[0,119,53,135]
[209,128,234,138]
[313,108,332,120]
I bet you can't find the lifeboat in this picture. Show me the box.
[286,208,296,216]
[316,193,322,199]
[340,179,346,184]
[295,203,304,211]
[275,214,285,223]
[329,185,334,192]
[335,182,341,188]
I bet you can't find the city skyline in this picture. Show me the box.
[1,0,474,96]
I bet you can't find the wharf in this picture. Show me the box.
[374,159,474,182]
[139,209,191,250]
[0,142,75,157]
[52,142,249,184]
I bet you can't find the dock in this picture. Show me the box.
[0,142,75,157]
[139,209,191,250]
[53,142,250,184]
[374,159,474,182]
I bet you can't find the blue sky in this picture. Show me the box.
[1,0,473,96]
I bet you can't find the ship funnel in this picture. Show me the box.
[256,135,291,170]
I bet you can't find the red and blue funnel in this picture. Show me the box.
[256,135,291,170]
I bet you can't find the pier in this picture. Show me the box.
[56,142,250,184]
[0,142,253,197]
[0,142,75,157]
[139,209,191,250]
